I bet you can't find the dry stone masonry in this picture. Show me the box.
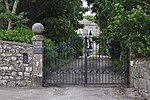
[130,58,150,99]
[0,40,33,87]
[0,23,44,87]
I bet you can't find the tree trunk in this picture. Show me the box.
[7,0,20,29]
[3,0,9,11]
[7,20,12,30]
[12,0,19,14]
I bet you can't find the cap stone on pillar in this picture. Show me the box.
[32,23,44,35]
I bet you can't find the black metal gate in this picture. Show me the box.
[43,37,129,86]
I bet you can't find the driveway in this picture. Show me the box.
[0,86,144,100]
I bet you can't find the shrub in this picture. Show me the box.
[107,39,121,60]
[112,60,124,72]
[0,27,34,43]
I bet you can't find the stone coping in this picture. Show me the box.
[0,40,33,47]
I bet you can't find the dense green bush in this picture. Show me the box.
[112,60,124,72]
[107,39,121,60]
[92,35,108,55]
[127,6,150,57]
[87,0,150,58]
[0,27,34,43]
[43,17,81,43]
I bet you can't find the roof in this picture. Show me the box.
[79,19,98,26]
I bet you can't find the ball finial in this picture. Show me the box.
[32,23,44,34]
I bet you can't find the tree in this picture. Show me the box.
[18,0,85,28]
[17,0,85,42]
[43,17,78,42]
[5,0,19,29]
[0,0,28,29]
[86,0,150,57]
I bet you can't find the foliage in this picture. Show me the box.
[44,37,83,70]
[0,27,34,43]
[67,36,84,57]
[17,0,85,43]
[43,17,78,42]
[0,0,28,29]
[127,6,150,57]
[0,0,85,44]
[0,11,28,29]
[86,0,150,57]
[107,39,121,60]
[108,4,150,57]
[83,15,95,22]
[92,36,106,55]
[18,0,85,29]
[112,60,124,72]
[45,43,74,71]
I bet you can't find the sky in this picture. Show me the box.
[82,0,95,16]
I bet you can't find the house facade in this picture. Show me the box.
[78,19,100,37]
[77,19,100,55]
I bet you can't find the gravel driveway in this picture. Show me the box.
[0,86,144,100]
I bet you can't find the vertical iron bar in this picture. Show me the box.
[78,39,80,84]
[59,43,62,84]
[81,38,84,84]
[57,43,60,84]
[106,46,109,84]
[67,39,70,84]
[74,39,77,84]
[109,49,112,84]
[104,45,106,84]
[84,37,88,84]
[56,44,59,84]
[96,44,102,84]
[49,47,52,84]
[62,41,66,84]
[71,39,74,84]
[65,41,68,84]
[126,48,130,86]
[72,39,74,84]
[49,47,55,84]
[43,47,47,86]
[102,44,104,84]
[95,43,98,84]
[77,39,79,84]
[92,48,94,84]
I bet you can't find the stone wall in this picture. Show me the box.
[0,40,33,87]
[130,58,150,99]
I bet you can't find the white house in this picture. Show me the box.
[77,19,100,55]
[77,19,100,37]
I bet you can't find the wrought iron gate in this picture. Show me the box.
[43,37,129,86]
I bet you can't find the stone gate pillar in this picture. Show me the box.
[32,23,44,87]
